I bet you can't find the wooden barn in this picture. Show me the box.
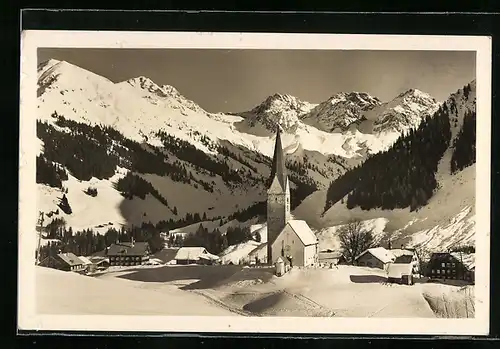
[39,252,86,272]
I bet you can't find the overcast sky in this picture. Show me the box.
[38,48,476,113]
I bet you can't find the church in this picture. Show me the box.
[265,127,319,267]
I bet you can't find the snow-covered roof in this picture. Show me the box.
[356,247,395,264]
[174,247,218,261]
[286,220,318,246]
[319,251,343,260]
[77,256,93,265]
[57,253,84,267]
[390,249,414,258]
[387,263,413,278]
[390,249,415,263]
[450,252,475,270]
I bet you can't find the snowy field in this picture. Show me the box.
[36,265,474,318]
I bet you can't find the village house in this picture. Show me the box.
[266,127,319,267]
[355,247,396,270]
[245,243,267,265]
[174,247,220,265]
[77,255,95,273]
[427,252,475,282]
[105,239,151,266]
[39,252,86,272]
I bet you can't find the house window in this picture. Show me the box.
[442,270,446,275]
[446,263,451,267]
[447,269,451,274]
[431,269,435,274]
[452,263,456,267]
[437,270,440,274]
[441,262,446,268]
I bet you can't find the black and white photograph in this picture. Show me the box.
[18,31,491,335]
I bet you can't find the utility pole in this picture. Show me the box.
[35,211,44,265]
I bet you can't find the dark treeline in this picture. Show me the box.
[450,110,476,174]
[324,102,453,213]
[36,155,68,188]
[114,172,169,208]
[156,130,243,185]
[169,224,255,255]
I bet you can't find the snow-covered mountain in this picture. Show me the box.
[370,88,440,134]
[35,58,476,254]
[300,92,382,132]
[233,93,317,135]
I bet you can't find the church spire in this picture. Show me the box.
[270,125,287,190]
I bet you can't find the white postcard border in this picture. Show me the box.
[18,30,492,335]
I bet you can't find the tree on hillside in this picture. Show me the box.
[148,231,165,253]
[45,217,67,239]
[413,245,432,277]
[337,220,374,265]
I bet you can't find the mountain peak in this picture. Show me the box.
[236,93,316,134]
[373,88,439,133]
[301,91,382,132]
[396,88,436,102]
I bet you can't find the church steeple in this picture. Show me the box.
[270,126,287,190]
[266,124,291,265]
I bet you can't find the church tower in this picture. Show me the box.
[267,126,291,264]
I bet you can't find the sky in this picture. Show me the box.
[38,48,476,113]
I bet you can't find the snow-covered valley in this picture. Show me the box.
[34,58,477,257]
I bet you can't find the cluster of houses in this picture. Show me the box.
[334,244,475,285]
[39,252,110,274]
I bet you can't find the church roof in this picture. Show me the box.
[286,220,318,246]
[270,127,287,190]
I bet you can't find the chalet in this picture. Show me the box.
[106,239,151,266]
[174,247,219,265]
[355,247,395,270]
[427,252,475,282]
[39,252,86,272]
[270,220,319,267]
